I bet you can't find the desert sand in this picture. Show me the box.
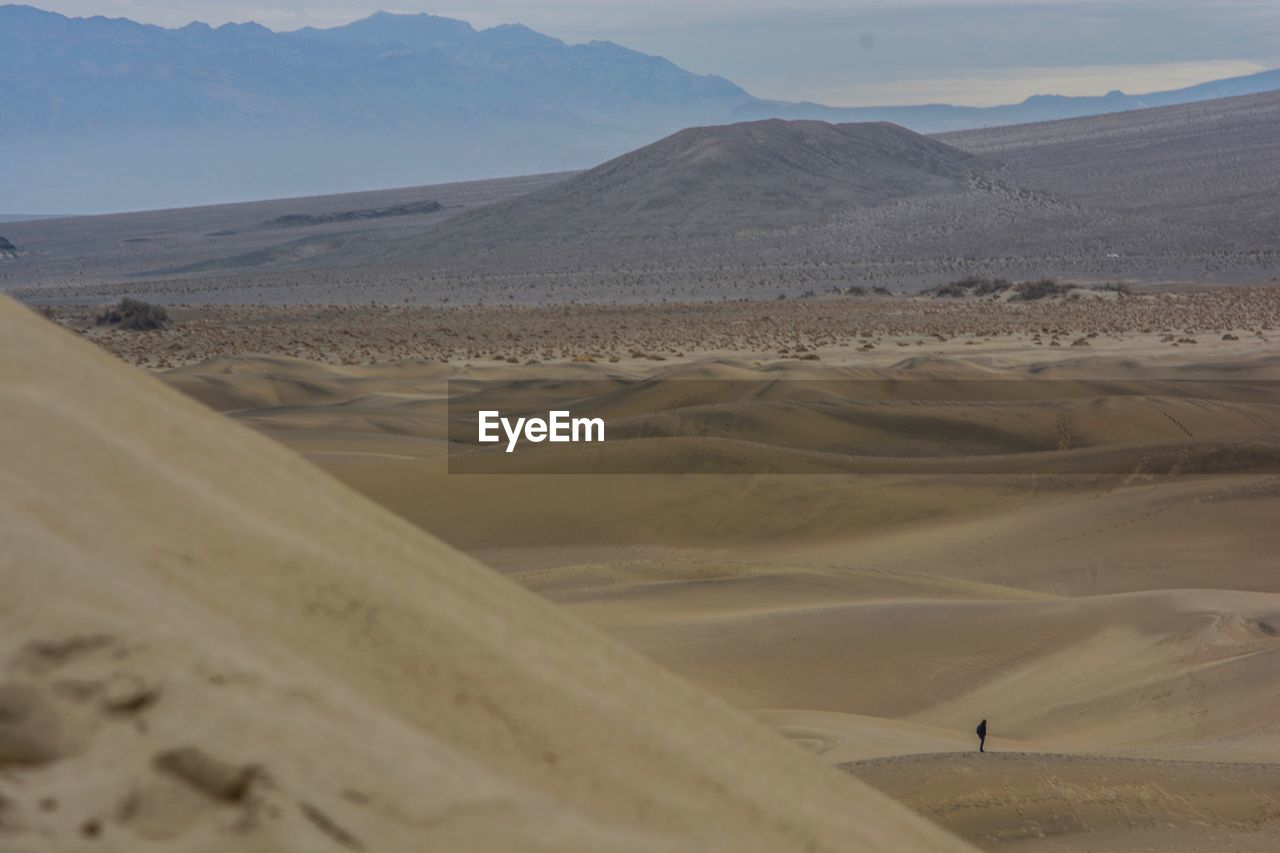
[44,287,1274,851]
[0,295,975,851]
[6,72,1279,853]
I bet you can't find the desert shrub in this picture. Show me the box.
[1011,279,1071,301]
[930,276,1009,298]
[872,286,892,296]
[96,298,169,330]
[931,281,968,297]
[972,278,1011,296]
[1092,282,1132,295]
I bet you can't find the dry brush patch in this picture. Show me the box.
[37,287,1280,368]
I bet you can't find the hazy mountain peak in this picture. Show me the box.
[2,3,1278,212]
[293,9,477,44]
[486,22,543,35]
[218,21,270,33]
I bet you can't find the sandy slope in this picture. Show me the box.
[847,752,1280,851]
[553,573,1280,757]
[0,296,973,851]
[138,329,1280,851]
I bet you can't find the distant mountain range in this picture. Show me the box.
[2,4,1279,212]
[742,69,1280,128]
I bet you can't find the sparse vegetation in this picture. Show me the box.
[96,298,169,331]
[1010,279,1072,301]
[263,199,442,229]
[927,277,1077,300]
[1091,282,1132,295]
[39,287,1279,367]
[929,276,1012,298]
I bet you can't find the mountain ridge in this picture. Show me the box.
[2,4,1279,212]
[736,67,1280,129]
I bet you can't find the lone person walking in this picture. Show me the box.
[976,719,988,753]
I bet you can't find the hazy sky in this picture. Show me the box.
[24,1,1280,105]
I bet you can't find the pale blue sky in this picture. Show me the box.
[21,1,1280,105]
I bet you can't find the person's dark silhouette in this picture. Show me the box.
[976,719,987,753]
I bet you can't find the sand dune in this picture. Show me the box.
[757,710,988,764]
[158,344,1278,554]
[848,751,1280,851]
[553,576,1280,755]
[0,296,973,851]
[127,324,1280,851]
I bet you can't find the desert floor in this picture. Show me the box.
[29,291,1280,850]
[41,285,1280,369]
